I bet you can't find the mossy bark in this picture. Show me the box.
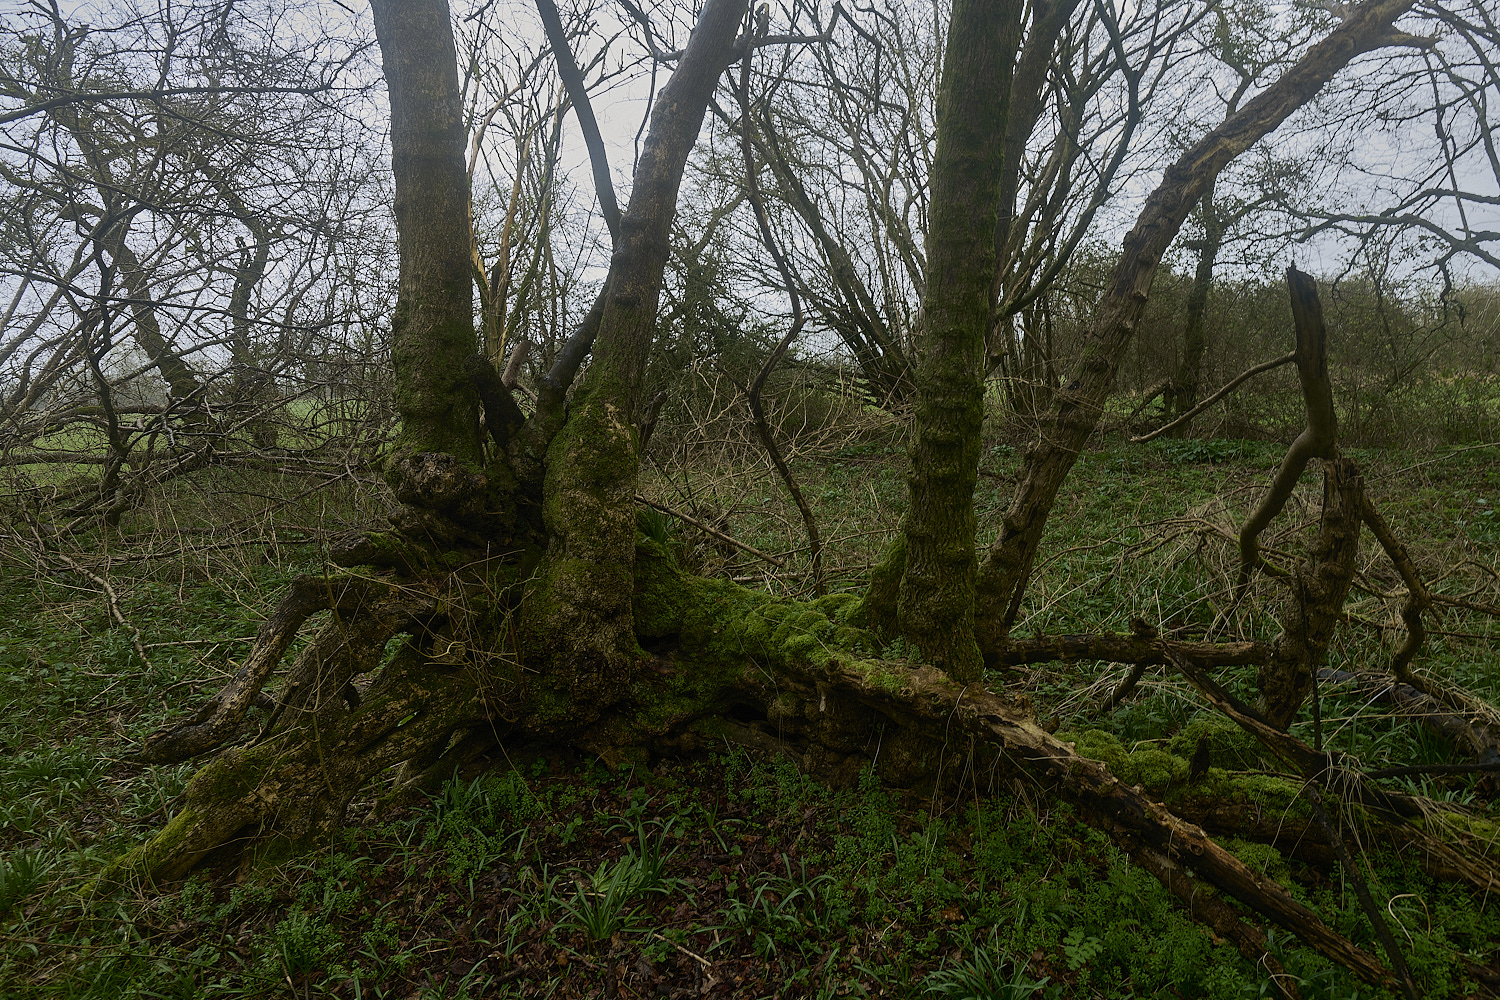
[895,0,1021,683]
[1258,458,1363,728]
[520,0,747,691]
[371,0,482,475]
[110,587,495,884]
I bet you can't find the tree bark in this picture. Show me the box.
[1250,269,1359,728]
[518,0,748,700]
[372,0,483,476]
[1166,184,1223,432]
[892,0,1023,682]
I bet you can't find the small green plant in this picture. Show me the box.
[1062,925,1104,970]
[267,908,341,978]
[558,856,648,943]
[0,849,53,913]
[923,935,1049,999]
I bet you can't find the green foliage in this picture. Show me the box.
[922,933,1049,998]
[3,426,1498,997]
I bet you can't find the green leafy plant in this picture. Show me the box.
[558,856,648,943]
[923,936,1049,999]
[1062,925,1104,970]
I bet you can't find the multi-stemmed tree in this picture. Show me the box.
[102,0,1498,992]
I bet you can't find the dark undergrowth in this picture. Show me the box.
[13,750,1495,999]
[2,439,1498,997]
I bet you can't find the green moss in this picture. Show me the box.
[1223,838,1289,881]
[1422,811,1500,846]
[856,533,905,641]
[1232,773,1308,819]
[1059,730,1186,790]
[1165,719,1278,771]
[90,806,201,893]
[631,539,891,707]
[186,742,277,805]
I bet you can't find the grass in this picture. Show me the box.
[1,428,1498,997]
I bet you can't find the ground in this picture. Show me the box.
[2,425,1498,997]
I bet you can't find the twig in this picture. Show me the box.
[1304,782,1421,1000]
[50,551,153,671]
[1133,352,1296,443]
[735,27,825,596]
[649,932,711,967]
[635,495,784,567]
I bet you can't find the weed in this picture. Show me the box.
[923,934,1049,999]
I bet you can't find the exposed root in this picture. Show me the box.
[138,574,437,765]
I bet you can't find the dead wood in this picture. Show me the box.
[990,632,1270,670]
[1131,846,1301,1000]
[1165,648,1500,898]
[1238,269,1340,595]
[1319,667,1500,763]
[138,574,432,764]
[1133,351,1297,444]
[785,655,1409,994]
[1304,780,1420,1000]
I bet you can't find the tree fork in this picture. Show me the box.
[518,0,748,696]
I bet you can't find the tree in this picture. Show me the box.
[96,0,1500,992]
[0,0,390,522]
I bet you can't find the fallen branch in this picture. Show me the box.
[1133,351,1297,444]
[635,494,784,567]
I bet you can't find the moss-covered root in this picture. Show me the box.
[100,629,484,887]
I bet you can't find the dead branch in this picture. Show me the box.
[1238,270,1339,593]
[1359,496,1432,684]
[1304,780,1420,1000]
[1133,351,1297,444]
[635,494,784,567]
[989,632,1270,669]
[137,574,434,764]
[1164,647,1500,898]
[1131,846,1300,1000]
[798,656,1408,994]
[1319,666,1500,763]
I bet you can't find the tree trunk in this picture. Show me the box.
[892,0,1023,682]
[1165,184,1223,433]
[372,0,483,477]
[517,0,748,703]
[1253,269,1358,729]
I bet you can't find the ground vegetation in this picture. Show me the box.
[2,0,1500,996]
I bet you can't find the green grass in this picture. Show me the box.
[2,430,1497,997]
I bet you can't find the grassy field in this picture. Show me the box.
[1,428,1498,998]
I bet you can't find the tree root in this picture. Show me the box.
[114,544,1500,994]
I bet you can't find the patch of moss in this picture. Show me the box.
[90,806,201,894]
[1422,811,1500,846]
[1223,838,1289,881]
[1060,730,1189,790]
[1165,718,1278,771]
[1234,773,1308,820]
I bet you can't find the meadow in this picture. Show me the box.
[2,395,1498,997]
